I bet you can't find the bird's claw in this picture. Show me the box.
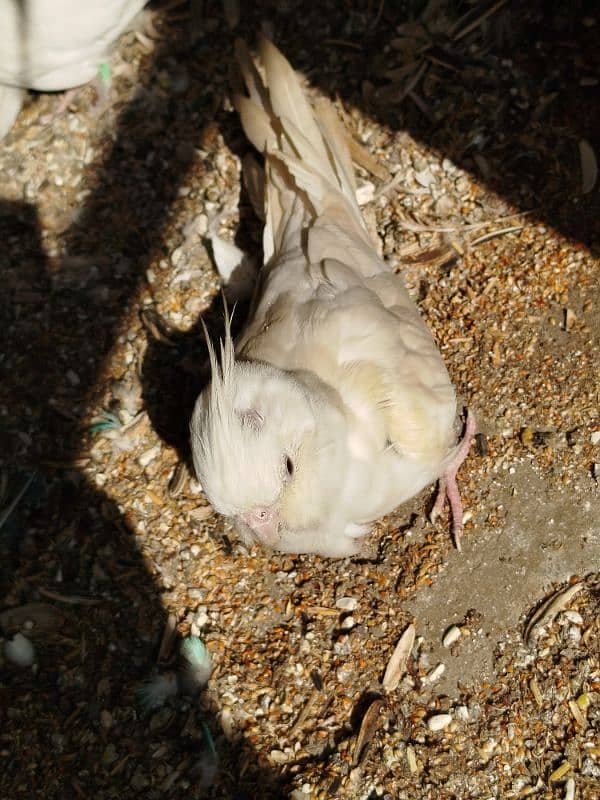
[431,409,476,551]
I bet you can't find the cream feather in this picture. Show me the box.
[190,39,473,557]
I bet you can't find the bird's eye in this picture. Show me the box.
[285,456,294,477]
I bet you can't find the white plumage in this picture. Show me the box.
[0,0,146,137]
[190,37,474,557]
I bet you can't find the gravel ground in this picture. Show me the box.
[0,2,598,799]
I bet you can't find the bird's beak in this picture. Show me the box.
[240,506,280,546]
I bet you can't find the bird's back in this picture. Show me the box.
[234,37,457,473]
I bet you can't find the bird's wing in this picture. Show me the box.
[234,37,456,466]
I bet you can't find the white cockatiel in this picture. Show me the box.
[190,37,475,557]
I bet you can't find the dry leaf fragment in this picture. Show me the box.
[288,687,322,739]
[168,462,188,497]
[406,744,419,774]
[0,602,66,634]
[529,677,543,708]
[188,506,214,522]
[524,582,584,644]
[549,761,571,782]
[382,623,415,692]
[352,698,385,766]
[579,138,597,194]
[568,699,586,726]
[345,132,392,182]
[158,613,178,663]
[38,588,102,606]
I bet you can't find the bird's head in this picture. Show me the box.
[189,325,346,549]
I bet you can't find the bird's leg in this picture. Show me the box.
[430,409,476,551]
[39,88,80,125]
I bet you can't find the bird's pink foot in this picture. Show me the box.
[39,88,80,124]
[430,409,476,551]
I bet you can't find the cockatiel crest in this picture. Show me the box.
[190,37,474,557]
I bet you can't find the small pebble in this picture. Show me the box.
[564,778,575,800]
[4,633,35,667]
[424,663,445,683]
[442,625,461,648]
[335,596,358,611]
[563,610,583,625]
[100,710,113,730]
[427,713,452,732]
[138,445,161,467]
[414,168,435,188]
[406,744,418,773]
[355,182,375,205]
[171,245,184,266]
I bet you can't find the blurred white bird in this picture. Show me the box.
[190,37,475,557]
[0,0,146,138]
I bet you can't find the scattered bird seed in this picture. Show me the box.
[139,308,176,345]
[288,687,322,739]
[475,432,488,456]
[0,473,36,533]
[157,613,178,662]
[168,462,188,497]
[564,778,575,800]
[0,602,65,633]
[382,623,415,692]
[406,745,418,774]
[352,698,386,766]
[424,663,446,684]
[568,699,586,726]
[562,610,583,625]
[549,760,571,782]
[138,445,161,468]
[529,677,543,707]
[356,182,375,205]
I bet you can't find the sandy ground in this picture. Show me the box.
[0,2,598,799]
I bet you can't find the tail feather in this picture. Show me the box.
[235,37,373,262]
[257,35,331,172]
[313,96,357,200]
[233,93,277,153]
[234,39,271,110]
